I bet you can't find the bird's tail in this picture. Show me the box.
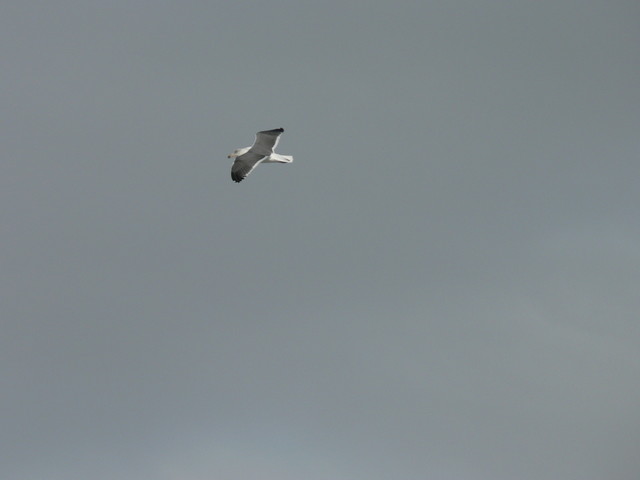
[267,154,293,163]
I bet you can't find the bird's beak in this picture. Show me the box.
[227,154,234,158]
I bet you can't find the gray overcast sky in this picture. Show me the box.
[2,1,639,479]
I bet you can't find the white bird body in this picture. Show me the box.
[227,128,293,183]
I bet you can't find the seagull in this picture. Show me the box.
[227,128,293,183]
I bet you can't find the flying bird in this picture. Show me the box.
[227,128,293,183]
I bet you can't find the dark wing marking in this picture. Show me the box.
[231,151,266,183]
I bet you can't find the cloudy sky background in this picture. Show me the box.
[2,1,639,479]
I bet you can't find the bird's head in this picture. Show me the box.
[227,147,250,159]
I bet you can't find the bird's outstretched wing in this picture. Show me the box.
[231,151,266,183]
[250,128,284,156]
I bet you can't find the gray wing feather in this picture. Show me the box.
[250,128,284,156]
[231,151,266,183]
